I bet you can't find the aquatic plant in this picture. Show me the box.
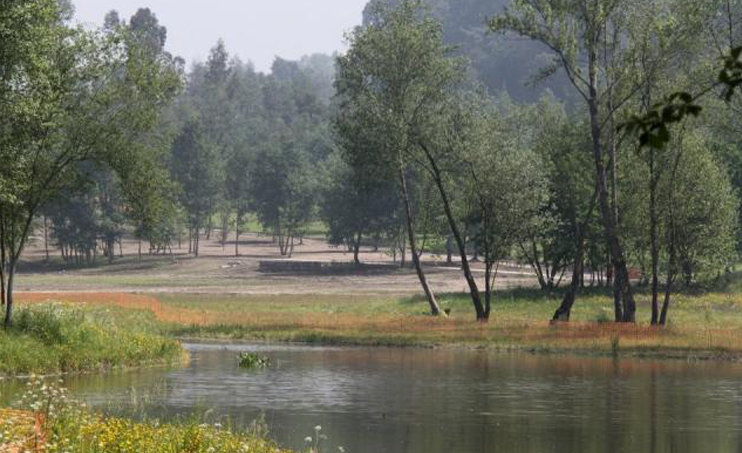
[238,352,270,369]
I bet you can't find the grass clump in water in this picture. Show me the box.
[238,352,270,369]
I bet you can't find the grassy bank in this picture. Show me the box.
[15,289,742,361]
[0,302,184,376]
[0,376,291,453]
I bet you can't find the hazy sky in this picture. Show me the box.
[72,0,369,72]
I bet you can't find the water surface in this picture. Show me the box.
[3,343,742,453]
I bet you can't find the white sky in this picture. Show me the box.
[71,0,369,72]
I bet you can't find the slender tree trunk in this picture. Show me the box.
[485,261,493,319]
[221,213,228,249]
[524,240,548,290]
[398,166,443,316]
[3,261,14,328]
[649,148,660,325]
[195,226,200,257]
[552,185,598,321]
[660,144,684,326]
[419,142,484,319]
[588,101,634,322]
[43,215,50,263]
[0,217,6,308]
[353,232,362,265]
[445,235,453,265]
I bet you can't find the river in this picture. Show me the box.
[3,342,742,453]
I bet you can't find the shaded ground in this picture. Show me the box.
[17,232,537,295]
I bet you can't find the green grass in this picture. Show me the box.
[157,288,742,360]
[0,303,184,376]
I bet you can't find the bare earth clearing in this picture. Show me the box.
[16,232,537,295]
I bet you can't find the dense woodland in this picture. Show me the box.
[3,0,742,326]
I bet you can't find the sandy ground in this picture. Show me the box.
[16,232,538,296]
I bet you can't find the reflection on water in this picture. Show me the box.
[3,342,742,453]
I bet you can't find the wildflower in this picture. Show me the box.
[314,425,322,432]
[305,436,313,443]
[338,447,346,453]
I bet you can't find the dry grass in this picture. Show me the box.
[0,409,44,453]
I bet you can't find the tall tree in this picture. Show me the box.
[335,0,465,316]
[170,119,222,257]
[491,0,661,322]
[0,5,181,326]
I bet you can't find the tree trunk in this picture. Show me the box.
[196,226,201,257]
[353,232,362,265]
[649,148,660,325]
[445,235,453,265]
[552,185,598,322]
[522,240,548,290]
[221,213,228,249]
[419,142,484,320]
[398,166,443,317]
[0,218,6,308]
[588,100,634,322]
[3,262,14,328]
[585,38,635,322]
[43,215,50,263]
[660,143,684,326]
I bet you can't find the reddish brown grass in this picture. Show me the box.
[15,292,742,356]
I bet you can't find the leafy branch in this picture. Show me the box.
[621,46,742,149]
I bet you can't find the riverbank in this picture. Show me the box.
[0,377,291,453]
[0,302,184,376]
[12,289,742,365]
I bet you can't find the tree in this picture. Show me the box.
[335,0,465,317]
[250,140,317,257]
[320,151,401,264]
[129,8,167,55]
[455,97,548,318]
[490,0,668,322]
[170,119,222,257]
[0,5,181,326]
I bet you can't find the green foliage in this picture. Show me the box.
[171,119,222,232]
[0,2,182,324]
[237,352,270,369]
[0,303,182,375]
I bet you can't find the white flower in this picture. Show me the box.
[314,425,322,432]
[338,447,346,453]
[305,436,313,443]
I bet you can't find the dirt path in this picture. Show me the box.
[17,232,538,296]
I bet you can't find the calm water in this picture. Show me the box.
[3,343,742,453]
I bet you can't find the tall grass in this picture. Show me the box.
[0,303,183,376]
[1,376,291,453]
